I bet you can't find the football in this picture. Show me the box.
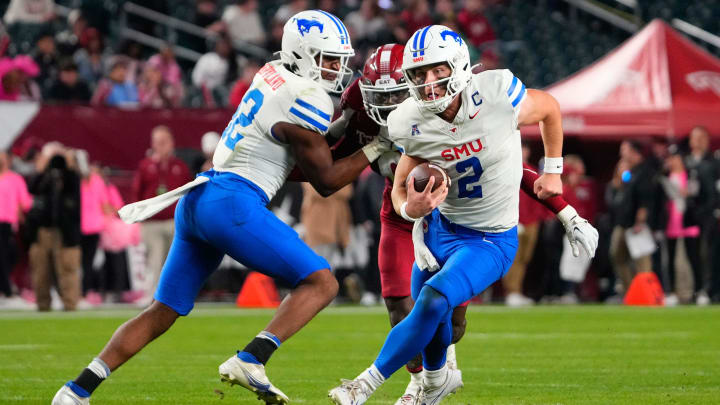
[406,163,450,192]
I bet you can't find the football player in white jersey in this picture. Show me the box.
[330,25,570,405]
[52,10,391,405]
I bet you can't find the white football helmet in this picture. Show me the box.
[280,10,355,93]
[402,25,472,113]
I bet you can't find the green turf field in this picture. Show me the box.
[1,305,718,404]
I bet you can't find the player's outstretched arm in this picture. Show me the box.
[520,163,598,257]
[273,122,386,197]
[518,89,563,199]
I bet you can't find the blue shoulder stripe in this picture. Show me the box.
[290,107,329,132]
[506,76,518,97]
[294,98,331,121]
[316,10,347,44]
[511,84,526,107]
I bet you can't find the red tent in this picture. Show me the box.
[522,19,720,138]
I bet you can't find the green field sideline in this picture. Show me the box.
[1,305,718,404]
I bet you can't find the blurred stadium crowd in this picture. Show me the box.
[0,0,719,310]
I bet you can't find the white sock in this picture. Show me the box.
[404,370,423,394]
[424,364,448,388]
[357,364,385,393]
[87,358,110,379]
[446,344,457,368]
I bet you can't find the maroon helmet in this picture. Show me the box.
[359,44,410,126]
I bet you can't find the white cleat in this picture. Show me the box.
[51,384,89,405]
[394,375,422,405]
[418,369,463,405]
[394,388,422,405]
[328,379,372,405]
[218,355,289,404]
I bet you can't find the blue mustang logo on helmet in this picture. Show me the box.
[296,18,324,36]
[440,30,462,45]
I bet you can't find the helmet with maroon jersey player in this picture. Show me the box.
[358,44,410,126]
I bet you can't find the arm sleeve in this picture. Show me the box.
[520,163,568,214]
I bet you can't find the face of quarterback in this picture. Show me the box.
[317,54,342,81]
[409,63,452,101]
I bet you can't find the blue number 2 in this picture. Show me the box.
[456,157,483,198]
[221,88,264,150]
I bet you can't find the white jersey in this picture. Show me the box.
[212,61,334,199]
[387,69,527,232]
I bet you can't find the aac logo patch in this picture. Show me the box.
[411,124,421,136]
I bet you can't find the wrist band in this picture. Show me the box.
[400,201,421,222]
[543,157,563,174]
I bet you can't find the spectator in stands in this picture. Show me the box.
[457,0,499,68]
[684,126,715,305]
[31,30,58,95]
[116,40,144,85]
[228,59,261,108]
[192,35,236,107]
[46,58,91,103]
[434,0,456,21]
[99,169,137,303]
[0,55,41,101]
[3,0,55,26]
[301,182,354,298]
[221,0,265,47]
[504,145,543,306]
[91,56,139,107]
[55,9,87,56]
[27,144,82,311]
[608,140,654,297]
[146,46,183,90]
[80,162,111,306]
[139,63,177,108]
[0,150,33,308]
[180,0,222,53]
[131,126,190,306]
[273,0,308,24]
[661,146,702,306]
[400,0,433,38]
[345,0,385,48]
[74,27,106,87]
[197,131,220,173]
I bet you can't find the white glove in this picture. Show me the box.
[557,205,599,258]
[377,150,400,182]
[361,132,393,162]
[412,219,440,272]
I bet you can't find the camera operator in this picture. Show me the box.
[27,143,82,311]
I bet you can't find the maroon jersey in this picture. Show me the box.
[335,78,413,231]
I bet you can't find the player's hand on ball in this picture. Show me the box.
[534,173,563,199]
[406,176,448,218]
[567,216,599,258]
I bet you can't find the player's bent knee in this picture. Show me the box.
[415,286,451,321]
[451,317,467,343]
[302,268,339,300]
[142,301,180,332]
[384,296,413,326]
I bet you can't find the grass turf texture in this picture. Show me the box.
[1,305,718,404]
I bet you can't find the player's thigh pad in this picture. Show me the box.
[154,195,224,316]
[378,219,415,298]
[200,186,330,287]
[422,220,518,308]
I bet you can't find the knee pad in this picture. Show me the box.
[415,287,451,322]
